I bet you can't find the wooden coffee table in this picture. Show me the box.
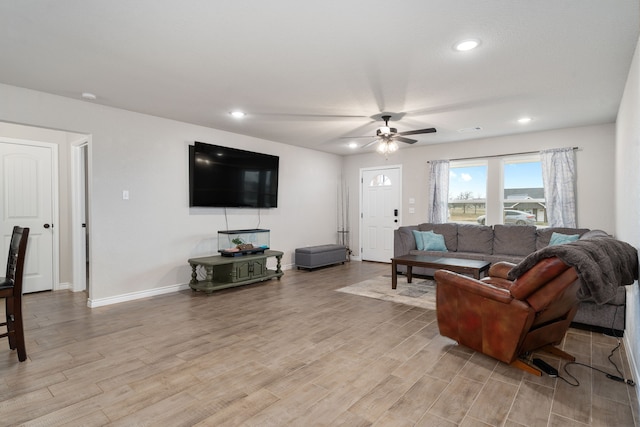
[391,254,491,289]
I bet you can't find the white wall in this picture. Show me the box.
[0,83,342,304]
[342,123,616,257]
[616,36,640,396]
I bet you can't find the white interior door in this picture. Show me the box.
[0,141,55,293]
[361,166,401,263]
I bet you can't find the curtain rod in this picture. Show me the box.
[427,146,579,163]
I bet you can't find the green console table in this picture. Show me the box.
[188,250,284,293]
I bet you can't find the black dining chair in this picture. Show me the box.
[0,226,29,361]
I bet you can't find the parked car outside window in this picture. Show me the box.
[477,209,536,225]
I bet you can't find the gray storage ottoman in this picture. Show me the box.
[295,244,347,270]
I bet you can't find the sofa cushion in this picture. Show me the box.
[456,224,493,254]
[536,227,590,250]
[493,225,536,256]
[484,253,527,265]
[418,223,458,251]
[580,229,610,240]
[409,250,486,261]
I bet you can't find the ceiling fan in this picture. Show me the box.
[355,115,437,149]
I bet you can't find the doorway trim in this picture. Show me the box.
[71,137,90,295]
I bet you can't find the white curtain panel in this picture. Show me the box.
[427,160,450,223]
[541,147,577,227]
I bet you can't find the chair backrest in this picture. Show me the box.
[5,226,29,293]
[509,257,579,313]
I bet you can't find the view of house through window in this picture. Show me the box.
[448,155,547,226]
[503,156,547,226]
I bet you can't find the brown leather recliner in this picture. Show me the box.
[435,257,580,375]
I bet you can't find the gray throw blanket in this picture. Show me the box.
[507,237,638,304]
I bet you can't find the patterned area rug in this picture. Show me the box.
[336,275,436,310]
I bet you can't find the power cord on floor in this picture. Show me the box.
[552,305,635,387]
[559,360,635,387]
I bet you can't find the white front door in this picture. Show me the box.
[361,166,401,263]
[0,140,56,293]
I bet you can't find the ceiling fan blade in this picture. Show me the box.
[252,112,369,120]
[398,127,437,136]
[394,136,417,144]
[340,135,375,139]
[363,139,380,148]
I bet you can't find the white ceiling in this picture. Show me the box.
[1,1,638,155]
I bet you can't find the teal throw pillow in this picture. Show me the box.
[412,230,425,250]
[549,232,580,246]
[421,231,448,252]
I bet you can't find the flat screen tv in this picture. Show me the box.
[189,142,279,208]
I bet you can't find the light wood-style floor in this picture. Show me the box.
[1,261,638,426]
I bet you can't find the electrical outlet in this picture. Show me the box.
[122,190,129,200]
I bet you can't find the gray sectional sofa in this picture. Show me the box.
[394,223,627,335]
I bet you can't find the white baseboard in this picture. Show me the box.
[87,283,190,308]
[624,332,640,408]
[85,262,302,309]
[56,282,71,291]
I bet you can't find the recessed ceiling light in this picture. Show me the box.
[230,111,246,118]
[454,39,480,52]
[458,126,482,133]
[348,142,358,149]
[518,117,532,124]
[81,92,97,100]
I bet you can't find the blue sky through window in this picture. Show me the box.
[450,166,487,199]
[504,161,543,188]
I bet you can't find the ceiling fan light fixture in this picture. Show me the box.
[376,140,399,155]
